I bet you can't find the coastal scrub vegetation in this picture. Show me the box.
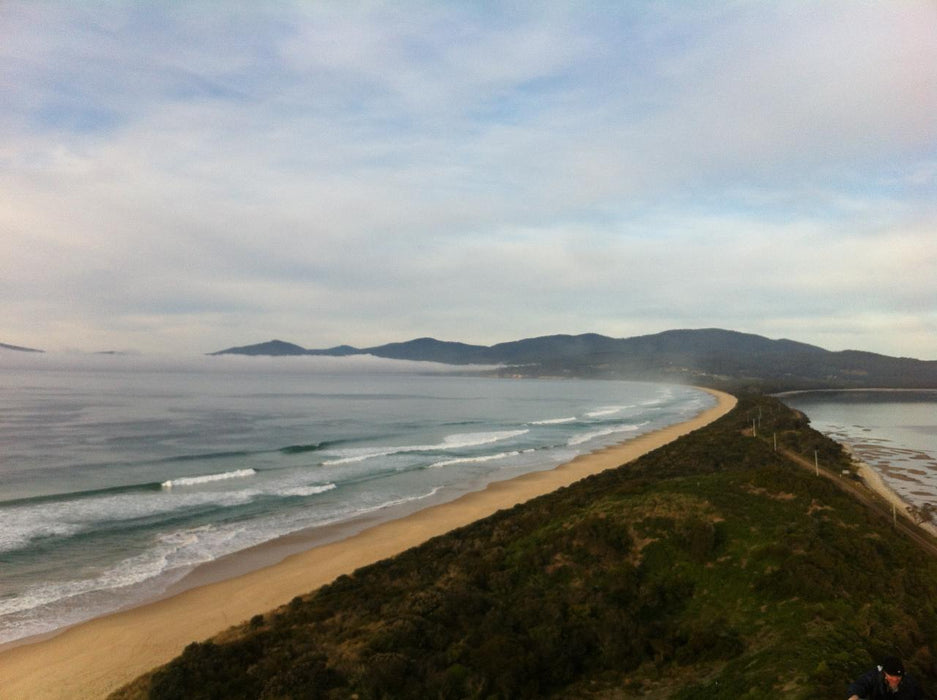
[111,395,937,699]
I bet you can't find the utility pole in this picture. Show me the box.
[773,433,777,452]
[814,450,819,476]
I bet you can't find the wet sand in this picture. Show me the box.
[0,389,735,700]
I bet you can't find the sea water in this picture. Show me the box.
[0,354,714,646]
[783,391,937,514]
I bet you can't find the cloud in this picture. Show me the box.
[1,1,936,358]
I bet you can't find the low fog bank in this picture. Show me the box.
[0,350,501,376]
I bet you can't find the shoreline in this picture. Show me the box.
[0,388,735,700]
[847,449,937,539]
[775,388,937,396]
[776,389,937,538]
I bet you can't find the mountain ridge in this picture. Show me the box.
[210,328,937,391]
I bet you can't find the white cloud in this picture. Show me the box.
[1,1,936,358]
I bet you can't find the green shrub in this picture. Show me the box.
[114,396,937,700]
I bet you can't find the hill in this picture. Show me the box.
[111,396,937,699]
[211,328,937,391]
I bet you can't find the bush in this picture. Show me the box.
[114,397,937,700]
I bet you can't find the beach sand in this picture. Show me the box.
[0,389,735,700]
[850,453,937,539]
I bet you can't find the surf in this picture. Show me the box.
[161,468,257,489]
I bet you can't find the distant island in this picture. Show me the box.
[0,343,139,356]
[0,341,43,353]
[212,328,937,392]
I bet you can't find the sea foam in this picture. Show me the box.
[321,430,531,466]
[529,416,578,425]
[567,422,647,446]
[429,450,525,469]
[279,483,337,497]
[161,468,257,489]
[584,405,636,418]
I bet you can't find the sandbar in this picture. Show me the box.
[0,389,735,700]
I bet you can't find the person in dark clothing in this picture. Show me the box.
[848,656,924,699]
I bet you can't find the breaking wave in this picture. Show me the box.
[567,422,648,446]
[529,417,578,425]
[161,468,257,489]
[429,449,536,469]
[321,430,530,466]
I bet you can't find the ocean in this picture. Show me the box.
[782,391,937,515]
[0,354,714,646]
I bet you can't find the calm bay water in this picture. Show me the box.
[783,391,937,514]
[0,355,713,646]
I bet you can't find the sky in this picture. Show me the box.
[2,2,936,360]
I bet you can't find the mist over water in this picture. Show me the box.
[0,356,712,645]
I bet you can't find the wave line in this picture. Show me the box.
[161,468,257,489]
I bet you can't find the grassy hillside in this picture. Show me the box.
[112,396,937,699]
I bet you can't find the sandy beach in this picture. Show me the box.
[850,453,937,539]
[0,390,737,699]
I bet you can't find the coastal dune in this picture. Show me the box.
[0,390,736,700]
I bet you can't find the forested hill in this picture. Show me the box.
[211,328,937,391]
[112,396,937,699]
